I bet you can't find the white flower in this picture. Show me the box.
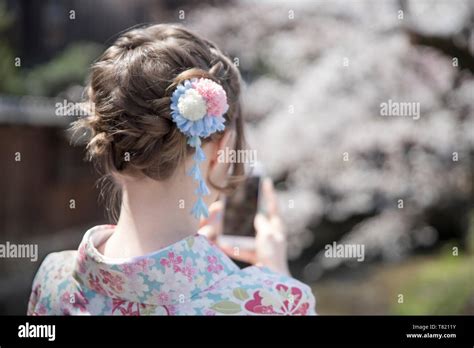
[195,257,207,271]
[147,267,164,282]
[128,276,150,298]
[178,89,207,121]
[173,242,185,253]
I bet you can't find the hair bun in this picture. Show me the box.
[71,24,244,191]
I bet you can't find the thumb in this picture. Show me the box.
[254,213,270,238]
[198,200,224,241]
[199,200,224,228]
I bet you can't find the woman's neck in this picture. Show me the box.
[98,174,200,259]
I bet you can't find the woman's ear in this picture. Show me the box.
[213,130,233,165]
[207,130,234,186]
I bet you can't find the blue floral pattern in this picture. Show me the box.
[28,225,316,315]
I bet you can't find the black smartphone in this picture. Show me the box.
[220,166,263,252]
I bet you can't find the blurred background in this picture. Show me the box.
[0,0,473,315]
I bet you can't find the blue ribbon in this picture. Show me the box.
[188,135,210,219]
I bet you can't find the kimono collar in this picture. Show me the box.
[73,225,239,306]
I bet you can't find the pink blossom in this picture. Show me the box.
[193,78,229,116]
[160,252,183,273]
[207,255,224,274]
[244,284,310,315]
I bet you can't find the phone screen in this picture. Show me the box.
[223,175,260,237]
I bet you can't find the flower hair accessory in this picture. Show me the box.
[170,77,228,219]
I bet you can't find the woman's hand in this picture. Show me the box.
[198,200,224,242]
[253,178,290,275]
[198,178,290,276]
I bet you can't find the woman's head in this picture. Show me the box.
[74,24,245,219]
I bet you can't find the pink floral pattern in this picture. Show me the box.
[207,255,224,274]
[112,298,144,316]
[27,225,316,316]
[61,290,89,314]
[99,269,124,294]
[120,259,154,277]
[160,252,183,272]
[181,259,197,281]
[152,290,170,305]
[160,252,196,281]
[244,284,310,315]
[87,273,106,294]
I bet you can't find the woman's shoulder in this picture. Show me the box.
[33,250,77,284]
[38,250,77,269]
[27,250,77,315]
[201,265,317,315]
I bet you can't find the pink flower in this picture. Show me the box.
[244,291,277,314]
[120,259,154,276]
[99,269,124,294]
[160,252,183,273]
[61,291,89,313]
[88,273,106,294]
[193,78,229,116]
[112,298,143,316]
[120,264,136,277]
[182,259,197,281]
[136,258,155,272]
[160,252,195,281]
[207,255,224,274]
[244,284,310,315]
[151,290,170,305]
[275,284,310,315]
[157,292,169,305]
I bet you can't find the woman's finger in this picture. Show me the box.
[262,178,279,217]
[199,200,224,228]
[198,200,224,241]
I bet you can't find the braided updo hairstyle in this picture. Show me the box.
[73,24,245,220]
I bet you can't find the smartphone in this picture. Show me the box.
[220,164,263,252]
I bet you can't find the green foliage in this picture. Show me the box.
[210,301,241,314]
[1,41,102,96]
[467,209,474,254]
[391,251,474,315]
[0,1,23,94]
[24,42,103,96]
[0,0,12,32]
[0,0,102,97]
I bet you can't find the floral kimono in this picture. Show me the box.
[28,225,316,315]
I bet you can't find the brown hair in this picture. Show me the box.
[72,24,245,221]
